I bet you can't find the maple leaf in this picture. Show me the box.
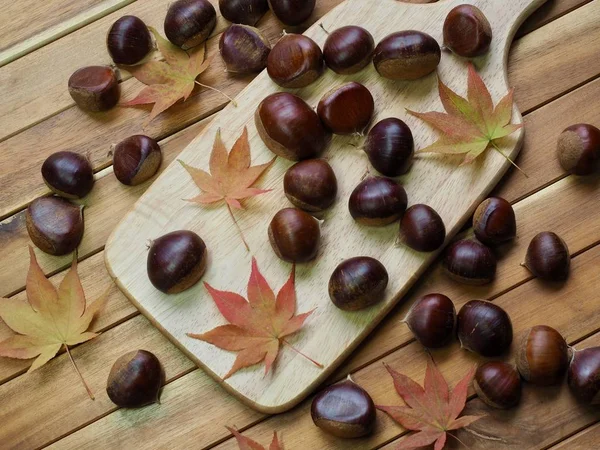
[227,426,283,450]
[407,63,526,175]
[377,358,484,450]
[187,258,321,379]
[0,248,107,399]
[121,27,235,121]
[179,127,275,250]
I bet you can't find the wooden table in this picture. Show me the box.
[1,1,599,448]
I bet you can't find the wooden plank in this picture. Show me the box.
[516,0,592,37]
[549,421,600,449]
[0,0,136,67]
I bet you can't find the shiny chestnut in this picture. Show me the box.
[474,362,521,409]
[42,151,94,199]
[68,66,120,112]
[219,24,271,74]
[473,197,516,246]
[268,0,315,26]
[329,257,388,311]
[556,123,600,175]
[164,0,217,49]
[267,34,324,88]
[517,325,570,386]
[364,118,414,176]
[348,177,407,226]
[107,16,152,65]
[443,4,492,57]
[323,25,374,75]
[113,135,162,186]
[317,82,374,135]
[405,293,456,348]
[568,347,600,404]
[444,239,497,285]
[524,231,570,281]
[399,204,446,252]
[284,159,337,212]
[106,350,163,407]
[457,300,513,357]
[268,208,320,263]
[219,0,269,26]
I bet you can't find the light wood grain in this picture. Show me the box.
[549,420,600,449]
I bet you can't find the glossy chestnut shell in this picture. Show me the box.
[107,15,152,65]
[524,231,570,281]
[556,123,600,175]
[323,25,374,75]
[444,239,497,285]
[113,135,162,186]
[106,350,163,408]
[219,24,271,74]
[267,34,324,88]
[348,177,408,226]
[399,204,446,253]
[164,0,217,49]
[68,66,120,112]
[284,159,337,212]
[517,325,570,386]
[317,82,374,135]
[268,0,315,26]
[473,197,516,246]
[268,208,320,262]
[329,256,388,311]
[364,118,414,176]
[405,293,456,348]
[42,151,95,199]
[443,4,492,57]
[457,300,513,357]
[473,362,521,409]
[568,347,600,404]
[219,0,269,26]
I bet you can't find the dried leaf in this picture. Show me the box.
[227,426,283,450]
[0,248,108,399]
[188,258,321,379]
[407,64,524,172]
[179,127,274,249]
[377,357,484,450]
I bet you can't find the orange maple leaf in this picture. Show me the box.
[407,64,525,174]
[0,248,107,399]
[377,358,484,450]
[187,258,321,379]
[227,426,283,450]
[179,127,275,250]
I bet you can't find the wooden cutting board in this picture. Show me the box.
[105,0,545,414]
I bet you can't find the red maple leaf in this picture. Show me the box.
[227,426,283,450]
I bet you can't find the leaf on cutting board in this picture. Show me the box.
[121,27,235,121]
[0,247,108,399]
[179,127,275,250]
[227,426,283,450]
[407,63,525,174]
[377,357,484,450]
[188,258,321,379]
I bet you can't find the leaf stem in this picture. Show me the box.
[194,81,238,106]
[281,338,324,369]
[490,141,529,178]
[463,427,507,443]
[226,203,250,252]
[65,345,94,400]
[448,431,471,448]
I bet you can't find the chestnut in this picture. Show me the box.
[164,0,217,49]
[311,377,376,438]
[556,123,600,175]
[568,347,600,404]
[284,159,337,212]
[219,24,271,74]
[317,82,374,135]
[473,197,516,246]
[373,31,441,80]
[267,34,324,88]
[268,0,315,26]
[457,300,513,357]
[42,151,94,199]
[255,92,330,160]
[106,350,163,408]
[473,362,521,409]
[328,257,388,311]
[364,118,414,177]
[113,135,162,186]
[68,66,120,112]
[399,204,446,252]
[147,230,207,294]
[404,293,455,348]
[444,239,497,285]
[323,25,374,75]
[268,208,320,263]
[523,231,570,281]
[107,15,152,65]
[348,177,407,226]
[443,5,492,58]
[219,0,268,26]
[517,325,569,386]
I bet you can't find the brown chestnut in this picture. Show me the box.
[107,16,152,65]
[268,0,315,26]
[113,135,162,186]
[557,123,600,175]
[317,82,374,135]
[284,159,337,212]
[219,0,268,26]
[219,24,271,74]
[364,118,414,177]
[26,197,84,256]
[399,204,446,252]
[473,362,521,409]
[524,231,570,281]
[443,4,492,58]
[348,177,407,226]
[405,293,455,348]
[473,197,516,246]
[267,34,324,88]
[457,300,513,357]
[517,325,570,386]
[255,92,331,160]
[444,239,497,285]
[68,66,120,112]
[147,230,207,294]
[323,26,374,75]
[311,377,376,438]
[268,208,320,263]
[568,347,600,404]
[106,350,163,408]
[329,257,388,311]
[373,31,441,80]
[164,0,217,49]
[42,151,94,199]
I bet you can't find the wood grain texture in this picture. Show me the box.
[549,420,600,449]
[105,0,544,413]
